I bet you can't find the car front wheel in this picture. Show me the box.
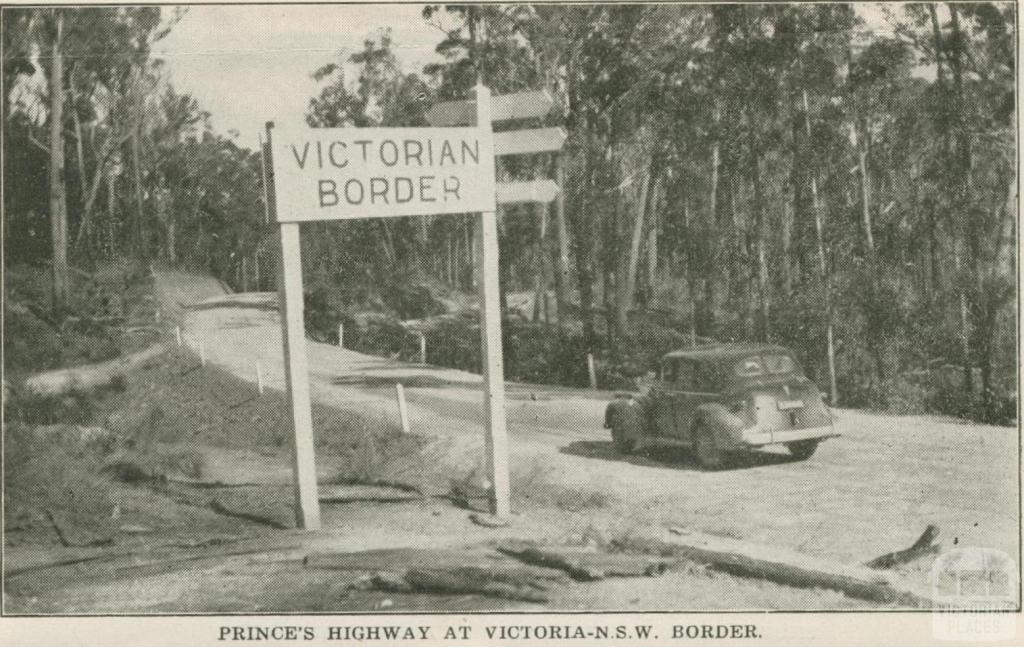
[787,439,820,460]
[694,424,726,470]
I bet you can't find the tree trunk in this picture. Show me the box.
[926,4,971,393]
[533,201,549,323]
[749,148,770,342]
[645,183,658,307]
[575,147,599,352]
[132,129,145,258]
[69,72,89,249]
[853,122,875,262]
[949,5,976,398]
[106,166,116,258]
[781,199,793,297]
[615,170,651,339]
[167,219,177,264]
[703,136,720,333]
[74,135,122,253]
[852,119,886,381]
[48,12,69,314]
[379,220,396,267]
[802,88,839,405]
[468,219,476,289]
[554,156,571,325]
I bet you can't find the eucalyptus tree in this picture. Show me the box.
[3,6,167,310]
[306,33,432,286]
[901,2,1016,409]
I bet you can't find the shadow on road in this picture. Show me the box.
[559,440,797,472]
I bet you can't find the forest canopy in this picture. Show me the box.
[3,3,1017,422]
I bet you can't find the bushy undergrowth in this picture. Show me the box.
[841,371,1017,425]
[3,263,138,378]
[301,278,1016,425]
[3,421,118,544]
[5,388,98,425]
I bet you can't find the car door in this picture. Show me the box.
[671,359,700,441]
[649,359,678,439]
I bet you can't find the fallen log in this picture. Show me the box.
[865,525,940,570]
[351,571,411,593]
[616,528,933,607]
[167,478,267,489]
[5,550,121,577]
[404,568,549,603]
[497,544,669,581]
[304,548,564,582]
[208,499,290,530]
[327,477,424,495]
[318,485,423,504]
[24,344,166,397]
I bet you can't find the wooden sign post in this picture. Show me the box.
[266,123,321,530]
[473,85,511,519]
[265,105,499,527]
[266,86,559,526]
[426,86,563,520]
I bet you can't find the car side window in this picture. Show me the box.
[694,362,720,391]
[661,360,676,383]
[675,360,696,390]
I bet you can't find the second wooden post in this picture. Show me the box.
[475,84,511,519]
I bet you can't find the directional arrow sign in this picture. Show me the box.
[426,90,555,127]
[497,180,560,204]
[494,127,567,157]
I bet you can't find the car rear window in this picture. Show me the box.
[733,354,797,377]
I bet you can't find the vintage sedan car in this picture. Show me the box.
[604,343,837,468]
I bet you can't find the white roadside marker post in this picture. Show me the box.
[587,353,597,390]
[266,122,321,531]
[418,332,427,365]
[395,383,410,434]
[338,323,344,348]
[474,84,511,520]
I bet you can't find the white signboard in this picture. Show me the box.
[270,126,496,223]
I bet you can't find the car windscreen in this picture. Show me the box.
[733,354,798,378]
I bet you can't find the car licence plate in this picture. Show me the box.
[777,400,804,411]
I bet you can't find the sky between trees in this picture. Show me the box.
[154,3,897,150]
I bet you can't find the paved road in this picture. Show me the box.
[156,269,1020,589]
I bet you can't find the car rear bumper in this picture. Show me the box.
[741,425,838,446]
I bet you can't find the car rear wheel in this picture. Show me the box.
[609,408,638,454]
[693,424,725,470]
[788,439,819,460]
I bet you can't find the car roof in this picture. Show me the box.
[662,343,794,364]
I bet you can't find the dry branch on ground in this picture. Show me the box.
[864,525,941,570]
[497,543,670,581]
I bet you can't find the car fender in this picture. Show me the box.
[693,403,746,450]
